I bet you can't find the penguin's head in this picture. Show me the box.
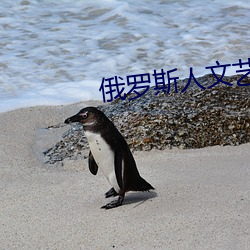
[65,107,109,129]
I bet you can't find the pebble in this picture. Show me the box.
[43,74,250,164]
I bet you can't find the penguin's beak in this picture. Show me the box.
[64,114,81,124]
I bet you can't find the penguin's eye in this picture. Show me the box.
[79,112,88,119]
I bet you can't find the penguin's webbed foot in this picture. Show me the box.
[101,196,124,209]
[105,187,118,198]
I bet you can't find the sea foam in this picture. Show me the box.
[0,0,249,112]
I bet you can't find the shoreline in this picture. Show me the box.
[0,102,249,249]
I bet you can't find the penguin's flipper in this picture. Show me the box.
[105,187,118,198]
[114,146,124,190]
[88,151,98,175]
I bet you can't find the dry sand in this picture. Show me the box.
[0,102,249,249]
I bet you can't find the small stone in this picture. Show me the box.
[178,130,186,136]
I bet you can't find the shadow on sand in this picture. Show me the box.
[122,190,157,208]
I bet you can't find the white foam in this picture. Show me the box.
[0,0,249,112]
[0,80,103,112]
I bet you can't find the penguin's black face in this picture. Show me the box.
[65,107,108,129]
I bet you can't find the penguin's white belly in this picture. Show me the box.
[85,131,120,193]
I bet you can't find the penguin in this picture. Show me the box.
[65,107,154,209]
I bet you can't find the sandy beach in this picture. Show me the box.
[0,102,249,249]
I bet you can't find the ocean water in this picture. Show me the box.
[0,0,249,112]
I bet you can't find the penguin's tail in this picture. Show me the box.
[132,176,154,192]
